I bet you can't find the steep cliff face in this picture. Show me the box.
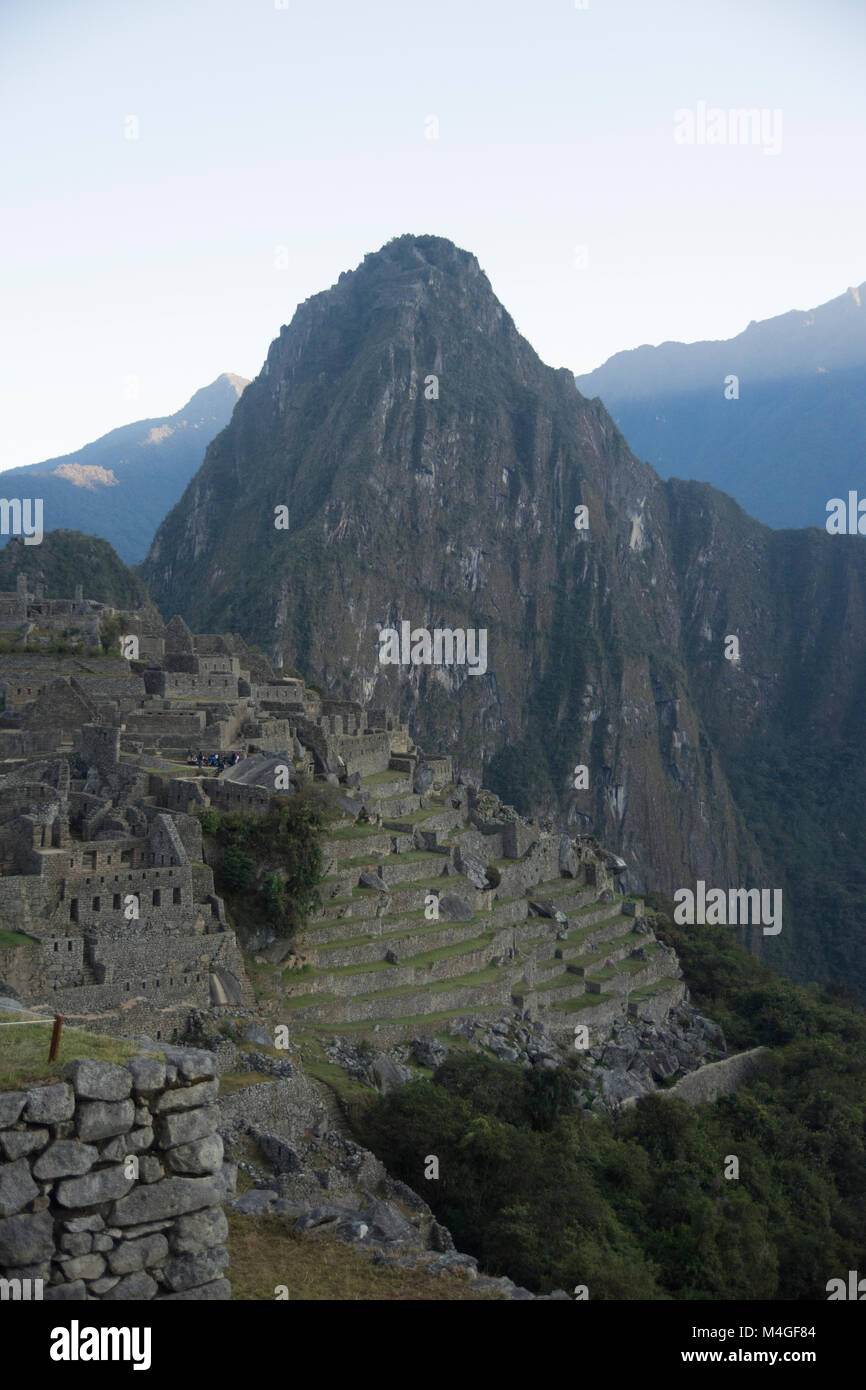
[142,236,866,991]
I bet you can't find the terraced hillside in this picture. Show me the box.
[247,764,685,1054]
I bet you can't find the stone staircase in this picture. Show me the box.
[270,765,684,1050]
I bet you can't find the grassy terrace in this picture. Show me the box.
[312,913,483,955]
[361,770,407,786]
[382,806,448,826]
[350,964,504,1003]
[0,1012,160,1090]
[306,930,498,980]
[628,976,681,1000]
[0,929,36,948]
[535,970,585,993]
[305,1004,502,1035]
[549,992,616,1012]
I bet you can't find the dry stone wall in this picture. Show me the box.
[0,1048,231,1300]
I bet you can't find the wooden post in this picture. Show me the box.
[48,1014,63,1062]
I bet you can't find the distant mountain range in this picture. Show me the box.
[575,284,866,530]
[0,374,248,563]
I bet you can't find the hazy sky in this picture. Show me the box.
[1,0,864,469]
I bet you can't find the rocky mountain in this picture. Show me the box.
[0,374,248,564]
[575,284,866,530]
[0,530,152,611]
[141,236,866,996]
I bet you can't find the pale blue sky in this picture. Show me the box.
[1,0,864,469]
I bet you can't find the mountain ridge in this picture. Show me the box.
[1,373,249,564]
[141,234,866,995]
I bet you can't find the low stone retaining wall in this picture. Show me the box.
[0,1049,231,1300]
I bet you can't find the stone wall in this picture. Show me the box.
[662,1046,767,1104]
[0,1050,231,1300]
[0,940,46,999]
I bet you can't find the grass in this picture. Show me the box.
[0,1014,160,1090]
[226,1212,500,1300]
[216,1071,276,1095]
[0,929,36,948]
[549,992,616,1012]
[309,1004,501,1035]
[628,976,682,1000]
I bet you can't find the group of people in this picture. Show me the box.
[186,749,242,770]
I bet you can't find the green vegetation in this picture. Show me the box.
[226,1211,499,1300]
[0,1014,157,1090]
[199,778,341,937]
[0,531,151,609]
[0,929,36,948]
[357,904,866,1299]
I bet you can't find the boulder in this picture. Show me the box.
[231,1189,278,1216]
[558,836,578,878]
[438,893,474,922]
[358,871,388,894]
[528,900,568,925]
[456,850,488,890]
[411,1037,449,1069]
[413,763,434,795]
[371,1054,411,1093]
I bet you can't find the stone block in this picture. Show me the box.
[127,1057,166,1094]
[0,1092,27,1126]
[58,1253,106,1281]
[152,1080,218,1113]
[107,1233,168,1275]
[33,1139,99,1180]
[59,1232,93,1255]
[24,1083,74,1124]
[76,1099,135,1142]
[56,1164,133,1208]
[154,1105,219,1148]
[0,1158,39,1218]
[159,1245,229,1292]
[170,1207,228,1255]
[62,1214,104,1233]
[0,1211,54,1265]
[165,1134,223,1176]
[138,1156,164,1184]
[88,1275,120,1294]
[0,1128,49,1161]
[161,1047,216,1081]
[101,1270,158,1300]
[100,1127,153,1161]
[43,1280,87,1301]
[66,1059,133,1102]
[111,1175,222,1226]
